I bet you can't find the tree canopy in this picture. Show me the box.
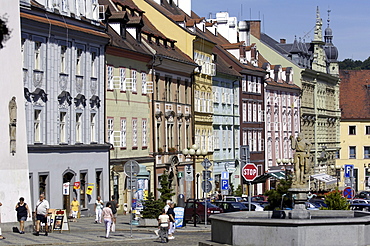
[339,57,370,70]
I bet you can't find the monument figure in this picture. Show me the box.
[9,96,17,154]
[290,133,311,185]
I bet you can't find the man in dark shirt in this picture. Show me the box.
[110,195,119,232]
[166,202,176,240]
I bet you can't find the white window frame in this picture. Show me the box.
[76,113,82,143]
[90,113,96,143]
[132,118,138,147]
[107,118,114,144]
[142,119,147,147]
[107,66,114,90]
[60,111,67,143]
[120,118,126,147]
[34,109,41,143]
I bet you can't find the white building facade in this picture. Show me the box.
[21,0,110,215]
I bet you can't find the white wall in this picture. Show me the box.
[0,1,31,222]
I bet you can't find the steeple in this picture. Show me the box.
[313,6,323,42]
[324,8,338,62]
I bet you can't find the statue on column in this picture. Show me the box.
[290,133,311,185]
[9,96,17,155]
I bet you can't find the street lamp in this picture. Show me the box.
[182,144,208,227]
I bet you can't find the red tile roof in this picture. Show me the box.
[340,70,370,119]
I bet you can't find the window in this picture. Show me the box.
[366,126,370,135]
[90,113,96,143]
[35,41,41,70]
[349,146,356,159]
[91,51,97,77]
[76,48,82,75]
[59,112,66,143]
[120,68,126,90]
[141,73,147,94]
[349,126,356,135]
[142,119,147,147]
[242,103,247,122]
[107,118,113,144]
[242,76,247,92]
[365,147,370,159]
[76,113,82,143]
[39,174,48,196]
[107,66,113,90]
[34,110,41,143]
[132,70,137,92]
[61,45,67,73]
[167,123,174,150]
[80,172,87,208]
[120,118,126,147]
[132,118,138,147]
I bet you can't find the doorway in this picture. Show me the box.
[63,171,75,214]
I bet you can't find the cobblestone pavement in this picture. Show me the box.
[0,215,212,245]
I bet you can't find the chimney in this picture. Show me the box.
[248,20,261,40]
[280,39,286,44]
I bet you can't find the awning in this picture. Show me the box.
[311,173,337,185]
[251,173,270,184]
[268,171,286,180]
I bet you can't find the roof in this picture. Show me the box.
[340,70,370,120]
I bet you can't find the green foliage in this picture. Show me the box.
[264,177,293,210]
[339,57,370,70]
[229,183,235,196]
[141,192,163,219]
[321,188,349,210]
[157,171,175,204]
[234,185,243,197]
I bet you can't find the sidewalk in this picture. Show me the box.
[0,214,210,245]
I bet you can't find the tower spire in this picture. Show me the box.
[314,6,323,42]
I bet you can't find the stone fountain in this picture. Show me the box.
[208,133,370,246]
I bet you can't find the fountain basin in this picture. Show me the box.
[211,210,370,246]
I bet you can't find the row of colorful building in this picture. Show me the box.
[1,0,353,219]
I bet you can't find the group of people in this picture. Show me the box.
[157,200,176,243]
[0,193,119,239]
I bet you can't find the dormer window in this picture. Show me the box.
[120,23,126,39]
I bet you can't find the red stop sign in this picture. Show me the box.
[242,163,258,181]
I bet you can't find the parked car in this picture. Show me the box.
[355,191,370,199]
[349,203,370,212]
[351,199,370,204]
[309,198,328,208]
[241,202,265,211]
[184,199,223,224]
[213,201,248,213]
[305,202,319,210]
[223,196,243,202]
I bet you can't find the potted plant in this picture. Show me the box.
[168,147,177,154]
[140,192,163,226]
[157,147,163,154]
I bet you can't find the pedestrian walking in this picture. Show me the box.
[15,197,31,234]
[34,194,50,236]
[109,195,119,232]
[164,200,171,213]
[70,197,80,222]
[102,202,113,239]
[167,202,176,240]
[158,209,169,243]
[0,202,5,239]
[94,196,104,224]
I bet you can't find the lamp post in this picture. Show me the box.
[182,144,208,227]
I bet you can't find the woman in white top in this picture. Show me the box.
[102,202,113,239]
[158,209,169,243]
[94,196,104,224]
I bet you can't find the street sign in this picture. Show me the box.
[185,165,193,182]
[126,177,137,190]
[226,167,236,173]
[242,163,258,182]
[343,186,355,199]
[221,179,229,190]
[201,180,212,193]
[201,158,212,169]
[124,160,140,177]
[203,170,212,180]
[221,171,229,180]
[344,164,354,178]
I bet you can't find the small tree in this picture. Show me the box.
[234,184,243,197]
[321,188,349,210]
[157,170,175,204]
[264,177,293,210]
[141,192,163,219]
[229,183,235,196]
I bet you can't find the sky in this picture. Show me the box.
[192,0,370,61]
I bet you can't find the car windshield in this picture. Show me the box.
[200,202,218,208]
[231,202,247,209]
